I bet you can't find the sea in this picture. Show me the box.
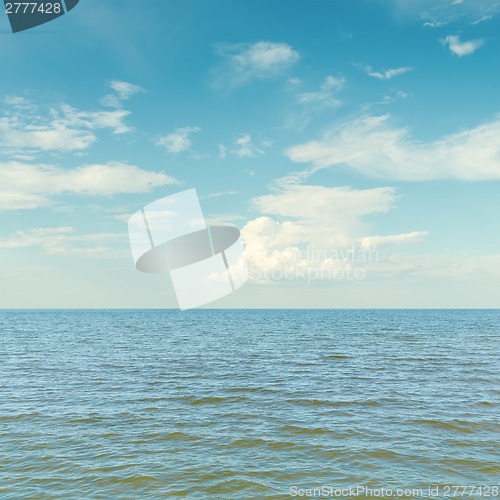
[0,309,499,499]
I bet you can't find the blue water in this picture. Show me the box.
[0,310,499,499]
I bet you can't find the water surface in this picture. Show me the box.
[1,309,499,498]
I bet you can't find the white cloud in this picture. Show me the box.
[253,184,396,223]
[218,144,227,159]
[360,231,429,249]
[75,109,133,134]
[362,90,411,110]
[99,95,122,108]
[297,75,345,107]
[233,41,298,72]
[219,135,267,159]
[0,161,178,210]
[155,126,200,153]
[109,81,143,100]
[322,76,344,89]
[205,213,245,225]
[241,182,427,279]
[360,65,413,80]
[0,98,133,154]
[366,252,500,279]
[213,41,299,86]
[0,226,126,259]
[0,192,52,211]
[441,35,484,56]
[201,191,237,199]
[100,80,144,108]
[472,14,493,24]
[382,0,500,23]
[285,113,500,180]
[3,95,35,109]
[423,20,448,28]
[381,90,410,104]
[234,134,264,158]
[0,115,95,152]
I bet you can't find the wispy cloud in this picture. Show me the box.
[205,213,246,225]
[0,96,133,155]
[423,20,448,28]
[382,0,500,24]
[297,75,345,106]
[365,90,411,110]
[218,144,227,159]
[441,35,484,56]
[285,113,500,181]
[0,226,126,259]
[100,80,144,108]
[155,126,200,153]
[219,134,267,159]
[360,231,429,249]
[0,161,177,210]
[200,191,237,200]
[358,64,413,80]
[472,14,493,24]
[371,253,500,279]
[213,41,299,87]
[234,134,263,158]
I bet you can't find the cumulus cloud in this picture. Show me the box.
[441,35,485,56]
[285,113,500,180]
[0,161,178,210]
[155,126,200,153]
[241,182,427,280]
[213,41,299,87]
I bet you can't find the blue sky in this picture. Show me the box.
[0,0,499,308]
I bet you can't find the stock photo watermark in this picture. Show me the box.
[249,245,379,284]
[128,188,248,311]
[289,484,499,498]
[3,0,79,33]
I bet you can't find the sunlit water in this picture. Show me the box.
[1,309,499,499]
